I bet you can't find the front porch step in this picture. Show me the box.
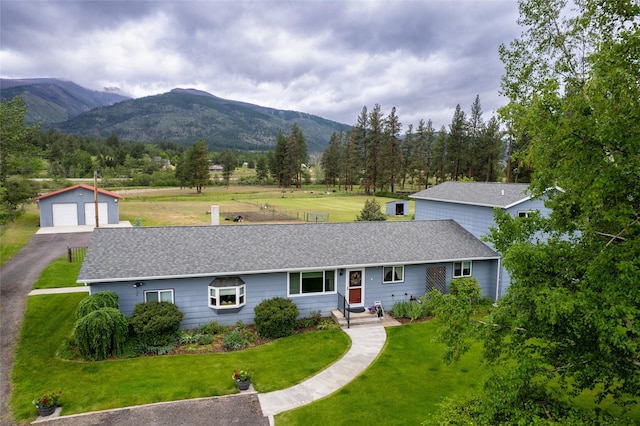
[331,309,382,327]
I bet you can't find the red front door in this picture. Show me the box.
[348,270,363,305]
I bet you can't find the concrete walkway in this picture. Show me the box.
[26,285,391,425]
[28,287,90,296]
[258,324,387,418]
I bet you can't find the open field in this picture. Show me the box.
[116,185,414,226]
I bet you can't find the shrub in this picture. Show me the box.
[76,291,119,319]
[296,311,324,329]
[317,320,341,330]
[392,300,428,321]
[74,307,129,360]
[222,322,254,351]
[254,297,299,338]
[449,278,482,305]
[130,302,184,347]
[199,320,228,336]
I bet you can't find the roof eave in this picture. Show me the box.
[76,255,501,284]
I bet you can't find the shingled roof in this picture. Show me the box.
[410,181,531,208]
[78,220,498,283]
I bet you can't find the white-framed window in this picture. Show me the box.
[383,265,404,283]
[208,284,246,309]
[144,289,174,303]
[517,210,534,218]
[453,261,472,278]
[289,270,336,296]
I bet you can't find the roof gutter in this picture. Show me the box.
[76,255,501,284]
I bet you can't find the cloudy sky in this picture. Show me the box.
[1,1,521,129]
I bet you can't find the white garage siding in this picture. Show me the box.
[52,203,79,226]
[84,202,109,226]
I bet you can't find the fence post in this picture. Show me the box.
[68,246,72,263]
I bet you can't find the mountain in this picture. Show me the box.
[48,88,348,151]
[0,78,129,124]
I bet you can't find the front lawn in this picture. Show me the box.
[32,255,83,289]
[9,293,349,423]
[277,320,487,425]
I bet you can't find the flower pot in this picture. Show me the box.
[236,379,251,391]
[37,405,56,417]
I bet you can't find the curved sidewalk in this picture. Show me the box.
[258,324,387,418]
[30,324,387,425]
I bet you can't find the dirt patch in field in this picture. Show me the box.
[220,201,301,223]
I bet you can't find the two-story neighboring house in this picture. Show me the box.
[411,181,553,300]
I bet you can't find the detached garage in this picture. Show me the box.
[36,184,123,228]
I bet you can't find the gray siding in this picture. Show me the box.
[414,195,552,300]
[38,187,120,227]
[414,200,495,240]
[91,259,499,328]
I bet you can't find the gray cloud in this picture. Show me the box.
[1,0,521,131]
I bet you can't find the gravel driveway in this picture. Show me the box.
[0,232,92,426]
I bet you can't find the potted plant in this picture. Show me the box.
[233,369,253,391]
[33,390,61,417]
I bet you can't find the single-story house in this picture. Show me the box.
[410,181,555,298]
[77,220,500,328]
[35,184,123,228]
[385,200,409,216]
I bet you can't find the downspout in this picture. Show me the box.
[495,257,501,303]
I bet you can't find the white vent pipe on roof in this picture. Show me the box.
[211,205,220,226]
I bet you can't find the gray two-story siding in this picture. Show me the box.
[79,220,500,327]
[411,181,555,299]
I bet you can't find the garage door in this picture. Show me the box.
[84,202,109,226]
[52,203,79,227]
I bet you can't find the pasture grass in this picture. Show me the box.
[117,185,413,225]
[0,205,39,266]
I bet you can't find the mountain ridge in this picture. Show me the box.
[1,78,349,151]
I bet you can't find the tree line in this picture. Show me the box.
[321,95,513,194]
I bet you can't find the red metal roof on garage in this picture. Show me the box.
[35,184,123,200]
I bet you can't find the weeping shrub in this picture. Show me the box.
[74,307,129,360]
[76,291,119,319]
[254,297,299,338]
[130,302,184,347]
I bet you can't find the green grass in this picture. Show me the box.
[10,293,349,423]
[0,205,39,266]
[32,256,83,289]
[117,186,414,225]
[277,320,487,425]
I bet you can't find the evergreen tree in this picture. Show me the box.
[466,95,484,179]
[363,104,384,194]
[321,131,343,188]
[271,133,289,187]
[286,123,307,188]
[446,104,467,181]
[432,127,448,184]
[380,106,402,192]
[411,119,435,190]
[220,149,236,187]
[255,155,268,184]
[355,198,387,221]
[186,140,210,194]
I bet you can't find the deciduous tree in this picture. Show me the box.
[428,0,640,423]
